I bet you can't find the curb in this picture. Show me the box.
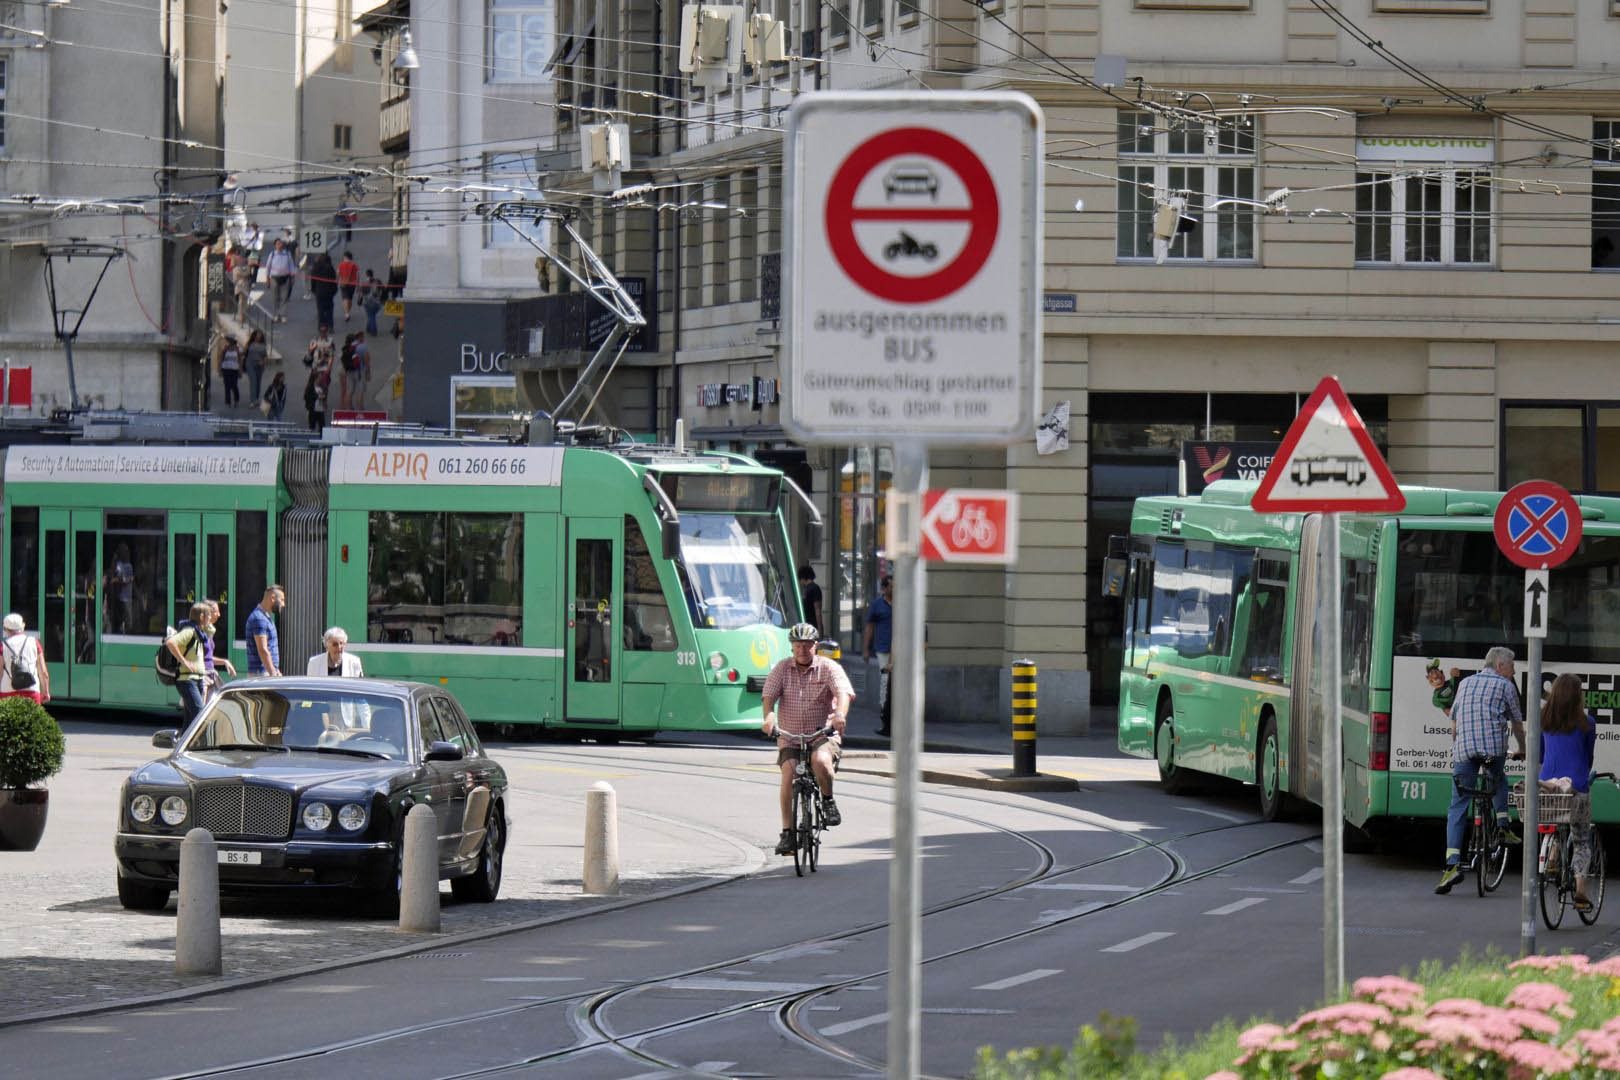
[839,760,1081,792]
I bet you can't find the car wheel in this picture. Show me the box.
[451,805,504,903]
[117,875,171,911]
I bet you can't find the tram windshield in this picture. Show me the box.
[677,513,795,630]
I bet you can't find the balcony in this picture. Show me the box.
[380,97,410,152]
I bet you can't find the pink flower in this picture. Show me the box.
[1353,975,1425,1000]
[1428,997,1493,1017]
[1503,1007,1561,1037]
[1506,981,1573,1013]
[1379,1069,1445,1080]
[1237,1023,1287,1051]
[1332,1019,1375,1037]
[1570,1029,1620,1057]
[1589,956,1620,977]
[1500,1038,1577,1073]
[1288,1001,1393,1033]
[1510,953,1590,973]
[1204,1072,1242,1080]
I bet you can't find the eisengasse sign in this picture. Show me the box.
[783,92,1043,444]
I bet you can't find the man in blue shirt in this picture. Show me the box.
[245,584,286,677]
[862,576,893,736]
[1436,645,1526,894]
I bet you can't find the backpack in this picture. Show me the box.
[340,343,358,372]
[5,637,35,691]
[155,626,193,687]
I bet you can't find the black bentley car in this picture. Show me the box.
[115,678,508,914]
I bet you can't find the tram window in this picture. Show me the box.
[43,529,64,665]
[174,533,198,629]
[367,511,521,647]
[74,531,96,664]
[206,534,230,651]
[677,513,794,630]
[574,538,612,682]
[9,507,38,625]
[367,512,445,645]
[623,516,675,652]
[236,511,268,640]
[104,513,166,636]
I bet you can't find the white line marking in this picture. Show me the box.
[1027,882,1137,892]
[483,976,584,983]
[1179,807,1248,823]
[924,1008,1016,1015]
[974,968,1063,991]
[618,1062,736,1080]
[821,1012,889,1037]
[665,978,820,993]
[1304,841,1323,853]
[1035,903,1106,925]
[1290,867,1325,885]
[1203,897,1268,916]
[1233,886,1304,894]
[1102,932,1175,953]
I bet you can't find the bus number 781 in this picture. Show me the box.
[1399,780,1428,802]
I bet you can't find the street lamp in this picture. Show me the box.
[40,241,125,412]
[393,28,419,71]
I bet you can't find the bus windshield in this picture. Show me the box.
[677,513,794,630]
[1394,528,1620,664]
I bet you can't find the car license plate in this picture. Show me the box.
[218,849,262,866]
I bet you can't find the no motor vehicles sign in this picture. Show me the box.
[784,92,1043,444]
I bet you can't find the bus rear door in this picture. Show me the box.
[40,509,101,701]
[566,518,622,725]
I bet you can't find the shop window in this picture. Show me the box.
[452,375,522,436]
[103,513,166,637]
[623,515,675,651]
[367,511,523,646]
[1503,402,1620,494]
[1117,110,1257,263]
[1355,169,1492,266]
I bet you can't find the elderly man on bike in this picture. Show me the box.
[1437,645,1527,894]
[762,622,851,856]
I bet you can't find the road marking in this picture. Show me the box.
[618,1062,736,1080]
[1305,841,1323,853]
[1203,897,1267,916]
[1179,807,1248,823]
[1289,867,1325,885]
[665,978,820,993]
[755,942,841,963]
[484,976,585,983]
[35,1025,119,1034]
[670,924,717,932]
[974,968,1062,991]
[1027,882,1136,892]
[525,956,582,965]
[1233,886,1303,894]
[1035,903,1106,925]
[821,1012,889,1036]
[1102,932,1174,953]
[280,985,371,993]
[595,940,662,948]
[925,1008,1017,1015]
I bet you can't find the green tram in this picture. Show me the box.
[1116,480,1620,835]
[2,438,814,734]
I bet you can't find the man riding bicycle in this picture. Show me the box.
[1437,645,1527,894]
[762,622,851,856]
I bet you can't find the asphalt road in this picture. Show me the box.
[4,720,1616,1079]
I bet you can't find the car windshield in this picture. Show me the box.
[184,688,412,761]
[676,513,794,630]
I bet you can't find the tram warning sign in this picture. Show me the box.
[1495,479,1583,570]
[1251,376,1404,513]
[783,92,1043,445]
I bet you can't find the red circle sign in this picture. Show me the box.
[824,127,999,304]
[1493,479,1583,570]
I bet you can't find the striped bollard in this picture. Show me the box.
[1012,659,1037,777]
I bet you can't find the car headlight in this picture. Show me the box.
[159,795,188,826]
[130,794,157,824]
[302,802,333,831]
[337,803,368,832]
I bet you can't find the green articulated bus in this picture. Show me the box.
[2,439,815,734]
[1116,480,1620,836]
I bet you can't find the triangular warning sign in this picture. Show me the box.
[1251,376,1405,513]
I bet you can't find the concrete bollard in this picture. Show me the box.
[176,827,221,975]
[399,803,440,932]
[1012,659,1038,777]
[583,781,620,895]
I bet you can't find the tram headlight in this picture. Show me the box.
[130,794,157,824]
[337,803,368,832]
[159,795,189,826]
[302,802,333,831]
[707,652,726,672]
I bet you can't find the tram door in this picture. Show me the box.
[169,513,235,667]
[39,509,100,700]
[565,518,622,723]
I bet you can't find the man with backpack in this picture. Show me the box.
[1,613,48,703]
[164,602,213,724]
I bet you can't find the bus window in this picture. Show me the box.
[9,507,38,626]
[677,514,793,630]
[104,513,166,636]
[623,516,675,651]
[1235,554,1289,682]
[1149,539,1185,652]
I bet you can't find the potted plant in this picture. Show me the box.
[0,696,65,851]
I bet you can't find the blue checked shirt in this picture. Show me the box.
[1450,666,1523,765]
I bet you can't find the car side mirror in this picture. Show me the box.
[152,729,178,749]
[425,740,464,762]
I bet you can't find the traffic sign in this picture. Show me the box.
[1251,376,1404,513]
[1494,479,1583,570]
[1524,568,1549,639]
[918,489,1018,563]
[783,91,1043,444]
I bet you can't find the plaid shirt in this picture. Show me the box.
[762,655,852,739]
[1451,666,1523,765]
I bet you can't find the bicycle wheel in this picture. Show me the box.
[808,796,821,873]
[794,787,814,878]
[1539,833,1566,930]
[1578,832,1605,926]
[1474,810,1491,897]
[1482,816,1509,894]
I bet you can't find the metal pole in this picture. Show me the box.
[1011,659,1037,776]
[887,440,926,1080]
[1321,513,1344,1001]
[1522,633,1542,956]
[61,334,80,412]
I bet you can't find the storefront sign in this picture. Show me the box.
[4,446,280,486]
[459,343,511,374]
[328,446,563,487]
[1042,293,1077,313]
[696,377,779,409]
[1355,135,1493,163]
[1180,440,1279,495]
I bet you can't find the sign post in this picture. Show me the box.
[1495,478,1583,958]
[1252,375,1404,1002]
[786,91,1042,1079]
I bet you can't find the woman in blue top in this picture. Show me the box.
[1541,672,1599,910]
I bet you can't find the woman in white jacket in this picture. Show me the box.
[0,613,49,703]
[306,626,364,677]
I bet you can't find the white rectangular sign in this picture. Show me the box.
[4,446,280,486]
[328,446,563,487]
[1525,568,1549,640]
[784,91,1043,444]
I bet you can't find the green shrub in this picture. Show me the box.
[0,696,65,788]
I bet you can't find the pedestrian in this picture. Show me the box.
[309,251,338,330]
[218,335,243,407]
[337,333,357,410]
[337,250,360,322]
[334,206,356,245]
[306,626,364,677]
[165,602,212,724]
[306,324,336,371]
[244,221,264,253]
[362,269,383,335]
[305,360,329,431]
[245,585,286,678]
[861,575,893,733]
[348,331,371,410]
[203,599,236,698]
[761,623,851,855]
[243,328,268,406]
[1435,645,1527,894]
[264,370,288,421]
[0,612,49,704]
[797,565,823,634]
[1540,672,1599,911]
[265,236,297,323]
[229,248,253,319]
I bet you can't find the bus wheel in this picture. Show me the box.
[1155,701,1195,795]
[1257,717,1287,822]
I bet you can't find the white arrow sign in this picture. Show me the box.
[1524,568,1549,640]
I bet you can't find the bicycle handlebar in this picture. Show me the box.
[766,724,835,746]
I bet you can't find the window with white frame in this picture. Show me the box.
[452,376,523,436]
[1353,136,1493,266]
[1593,120,1620,269]
[483,151,547,249]
[861,0,882,31]
[1116,109,1258,262]
[489,0,554,84]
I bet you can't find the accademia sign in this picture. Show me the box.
[1356,135,1493,163]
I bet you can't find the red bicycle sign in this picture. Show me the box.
[920,489,1018,564]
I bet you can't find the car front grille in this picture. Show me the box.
[195,783,293,839]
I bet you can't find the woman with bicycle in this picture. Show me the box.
[1541,672,1599,912]
[761,623,852,857]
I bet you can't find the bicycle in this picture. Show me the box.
[1513,772,1615,929]
[772,724,836,877]
[1455,755,1511,896]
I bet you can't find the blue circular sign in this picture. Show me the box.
[1494,480,1583,570]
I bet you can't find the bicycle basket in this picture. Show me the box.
[1509,782,1576,824]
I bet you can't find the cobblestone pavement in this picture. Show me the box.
[0,725,765,1025]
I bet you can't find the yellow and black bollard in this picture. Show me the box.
[1011,658,1037,776]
